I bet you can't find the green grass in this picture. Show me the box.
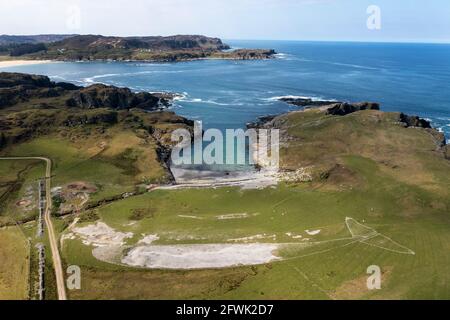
[0,226,30,300]
[0,159,44,225]
[4,108,449,300]
[7,136,137,202]
[61,154,449,299]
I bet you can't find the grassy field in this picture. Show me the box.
[62,154,449,299]
[0,226,30,300]
[2,107,448,300]
[0,159,43,225]
[3,133,153,217]
[59,110,450,300]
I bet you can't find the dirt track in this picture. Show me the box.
[0,157,67,300]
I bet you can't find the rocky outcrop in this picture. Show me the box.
[0,72,53,88]
[398,113,431,129]
[66,84,168,110]
[0,72,169,111]
[0,72,78,107]
[279,97,380,116]
[0,72,194,152]
[325,102,380,116]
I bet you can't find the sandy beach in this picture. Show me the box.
[0,59,52,68]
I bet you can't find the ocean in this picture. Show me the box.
[2,40,450,140]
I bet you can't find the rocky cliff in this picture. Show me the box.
[0,72,193,151]
[0,72,169,110]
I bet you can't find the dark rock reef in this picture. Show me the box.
[278,97,337,107]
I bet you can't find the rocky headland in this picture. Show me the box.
[0,72,194,177]
[0,34,276,62]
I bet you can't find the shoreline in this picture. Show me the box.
[0,50,278,69]
[0,53,276,68]
[0,60,53,68]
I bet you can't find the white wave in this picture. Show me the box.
[130,70,184,75]
[295,57,379,70]
[82,70,183,84]
[175,93,237,106]
[83,73,121,83]
[131,63,170,67]
[274,53,290,59]
[329,61,379,70]
[172,92,189,101]
[49,75,66,80]
[185,98,232,106]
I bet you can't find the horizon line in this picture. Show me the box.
[1,33,449,45]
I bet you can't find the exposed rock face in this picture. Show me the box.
[0,72,169,111]
[0,73,79,107]
[279,97,380,116]
[66,84,167,110]
[0,72,194,152]
[325,102,380,116]
[0,72,53,88]
[398,113,431,129]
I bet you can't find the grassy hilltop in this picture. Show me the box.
[0,72,449,300]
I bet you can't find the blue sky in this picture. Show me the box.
[1,0,449,43]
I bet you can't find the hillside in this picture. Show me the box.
[0,34,76,45]
[0,72,193,226]
[258,101,449,188]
